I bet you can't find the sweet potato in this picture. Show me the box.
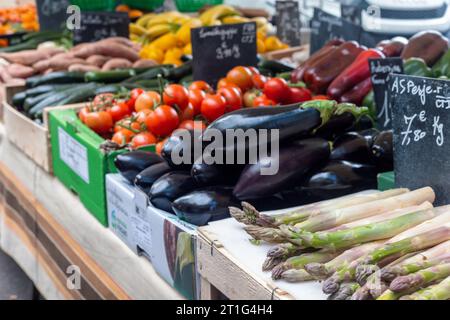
[7,63,36,78]
[102,37,140,51]
[69,64,100,72]
[0,48,62,66]
[73,41,139,62]
[101,58,132,71]
[133,59,158,69]
[86,55,109,68]
[33,53,86,72]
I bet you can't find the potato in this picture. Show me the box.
[101,58,132,71]
[86,55,109,68]
[132,59,158,69]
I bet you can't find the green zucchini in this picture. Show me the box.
[84,69,136,83]
[258,59,294,73]
[24,84,74,97]
[24,91,56,111]
[12,92,27,110]
[26,72,86,88]
[167,61,193,81]
[95,84,126,95]
[124,65,173,83]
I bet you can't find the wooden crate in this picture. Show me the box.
[0,82,25,122]
[196,228,294,300]
[262,45,309,61]
[2,85,84,173]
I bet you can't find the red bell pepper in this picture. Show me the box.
[339,76,373,105]
[327,48,385,100]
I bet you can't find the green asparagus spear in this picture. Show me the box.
[390,262,450,293]
[377,289,402,300]
[400,276,450,300]
[328,282,360,300]
[277,269,315,282]
[263,243,304,271]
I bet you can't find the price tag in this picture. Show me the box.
[73,11,129,44]
[58,127,89,183]
[191,22,257,86]
[275,0,301,47]
[369,57,404,130]
[309,8,362,54]
[36,0,70,32]
[390,74,450,205]
[340,4,362,26]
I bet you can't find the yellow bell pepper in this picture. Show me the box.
[150,32,178,52]
[183,43,192,55]
[140,45,165,63]
[176,18,202,46]
[165,47,184,60]
[264,36,284,52]
[257,38,266,53]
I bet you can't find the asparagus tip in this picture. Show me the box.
[262,256,282,271]
[390,275,419,293]
[322,277,341,295]
[271,263,288,280]
[350,285,373,300]
[380,267,398,282]
[305,262,328,277]
[229,206,247,223]
[356,264,379,285]
[241,201,260,224]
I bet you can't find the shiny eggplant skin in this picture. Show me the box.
[233,138,331,200]
[161,129,201,169]
[315,112,355,140]
[191,161,244,186]
[149,172,197,213]
[330,128,379,164]
[301,160,378,201]
[134,162,172,193]
[114,151,165,183]
[205,104,321,142]
[371,130,393,172]
[172,187,236,226]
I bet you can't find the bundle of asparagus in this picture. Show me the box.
[229,186,450,299]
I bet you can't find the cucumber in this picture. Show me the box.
[167,61,193,81]
[258,59,294,73]
[84,69,136,83]
[95,84,126,95]
[26,72,86,88]
[12,92,27,110]
[24,91,55,111]
[22,84,74,111]
[124,65,173,83]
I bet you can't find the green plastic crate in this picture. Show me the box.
[70,0,117,11]
[378,171,395,191]
[175,0,223,12]
[121,0,164,10]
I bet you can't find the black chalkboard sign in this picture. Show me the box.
[390,74,450,205]
[36,0,70,32]
[341,4,362,26]
[275,1,301,47]
[191,22,257,86]
[73,12,130,44]
[309,8,362,54]
[369,57,404,130]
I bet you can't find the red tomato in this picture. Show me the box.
[92,93,115,109]
[78,106,91,123]
[156,138,168,155]
[226,66,253,91]
[84,111,113,134]
[178,120,206,131]
[131,132,157,148]
[145,105,180,137]
[135,91,161,112]
[109,102,131,122]
[182,103,195,121]
[252,74,268,89]
[243,90,260,108]
[248,66,260,75]
[188,81,213,93]
[163,84,189,111]
[218,87,243,112]
[112,129,134,146]
[127,88,145,110]
[114,118,141,134]
[188,89,206,115]
[253,94,276,107]
[263,78,290,103]
[201,94,227,122]
[312,95,330,100]
[217,77,241,91]
[288,87,313,104]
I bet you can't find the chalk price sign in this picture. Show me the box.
[275,0,301,47]
[191,22,257,86]
[390,74,450,205]
[36,0,70,32]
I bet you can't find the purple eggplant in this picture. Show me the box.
[191,160,244,186]
[315,112,356,140]
[330,128,379,164]
[233,138,331,200]
[134,162,172,193]
[172,187,237,226]
[114,151,164,183]
[149,171,197,213]
[371,130,393,172]
[161,129,202,170]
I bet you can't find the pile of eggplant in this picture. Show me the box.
[114,100,393,226]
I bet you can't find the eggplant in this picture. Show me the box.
[233,138,330,200]
[191,160,244,186]
[315,112,355,140]
[134,162,172,193]
[330,128,379,164]
[114,151,165,184]
[301,160,378,201]
[372,130,393,172]
[172,187,236,226]
[161,129,201,170]
[149,171,197,213]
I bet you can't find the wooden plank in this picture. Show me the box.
[197,229,293,300]
[262,45,309,61]
[0,82,25,122]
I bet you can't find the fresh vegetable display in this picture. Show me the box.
[0,4,39,40]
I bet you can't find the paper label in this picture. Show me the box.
[58,127,89,183]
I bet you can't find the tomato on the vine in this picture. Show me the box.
[182,103,195,121]
[84,111,113,134]
[145,105,180,137]
[127,88,145,111]
[218,87,243,112]
[135,91,161,112]
[156,138,169,155]
[243,90,259,108]
[131,132,157,148]
[188,89,206,115]
[78,106,91,123]
[288,87,312,104]
[217,77,241,91]
[135,109,152,124]
[263,78,290,103]
[178,120,206,131]
[92,93,115,109]
[188,81,213,93]
[109,102,131,122]
[248,66,260,75]
[253,94,276,107]
[112,129,134,146]
[252,73,268,89]
[201,94,227,122]
[226,66,253,91]
[163,84,189,111]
